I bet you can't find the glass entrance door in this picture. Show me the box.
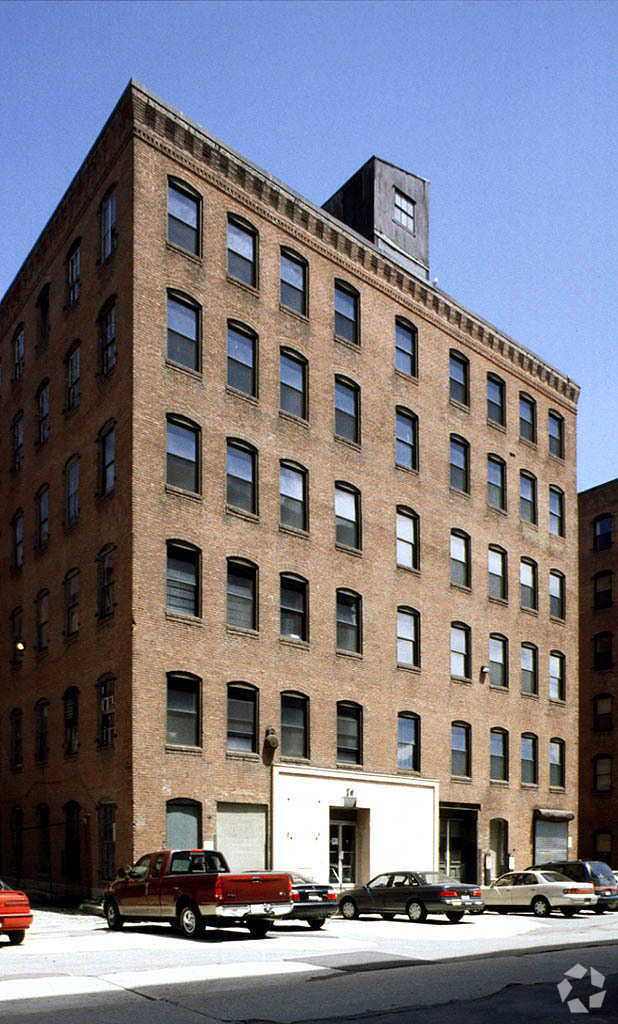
[329,820,356,884]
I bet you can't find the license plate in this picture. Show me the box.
[308,894,321,901]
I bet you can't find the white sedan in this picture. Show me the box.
[482,870,597,917]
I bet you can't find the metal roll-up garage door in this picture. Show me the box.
[216,802,267,870]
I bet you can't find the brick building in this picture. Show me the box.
[578,479,618,867]
[0,81,580,899]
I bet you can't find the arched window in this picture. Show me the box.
[280,349,307,419]
[450,530,470,587]
[65,341,80,410]
[335,376,360,444]
[64,568,79,636]
[227,558,258,630]
[166,672,201,747]
[521,733,538,784]
[397,507,419,570]
[487,455,506,510]
[97,674,116,748]
[99,187,116,260]
[280,573,308,641]
[487,373,505,426]
[280,461,308,531]
[227,682,258,752]
[168,178,201,255]
[64,455,80,525]
[397,607,420,668]
[336,589,361,653]
[549,738,565,788]
[549,569,565,620]
[449,350,469,406]
[548,410,564,458]
[98,420,115,496]
[35,485,49,550]
[35,590,49,651]
[549,486,565,537]
[450,622,471,679]
[396,408,418,470]
[395,318,417,377]
[489,634,508,689]
[397,712,420,771]
[280,691,309,758]
[167,415,200,494]
[335,482,361,549]
[280,248,308,316]
[520,558,538,611]
[334,280,359,344]
[520,642,538,695]
[227,214,257,287]
[67,238,81,305]
[549,651,566,701]
[226,438,257,513]
[490,728,509,781]
[166,540,201,617]
[36,379,50,445]
[451,721,471,777]
[519,392,536,443]
[63,687,79,755]
[519,471,537,524]
[450,435,469,492]
[227,320,257,396]
[97,544,116,618]
[11,411,24,471]
[97,297,116,375]
[594,571,613,610]
[167,291,201,371]
[11,509,23,569]
[12,324,25,380]
[488,545,507,600]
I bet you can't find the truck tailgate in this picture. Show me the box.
[219,873,291,905]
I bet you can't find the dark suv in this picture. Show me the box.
[529,860,618,912]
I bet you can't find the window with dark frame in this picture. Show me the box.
[12,510,23,568]
[450,530,470,587]
[594,694,613,732]
[396,409,418,470]
[397,607,420,668]
[397,507,419,570]
[594,632,613,670]
[521,733,538,784]
[549,650,566,701]
[66,343,80,410]
[168,180,201,255]
[226,440,256,513]
[37,381,50,444]
[97,545,115,618]
[166,541,200,617]
[36,590,49,651]
[13,326,24,380]
[594,756,612,793]
[99,301,116,375]
[227,216,257,287]
[489,635,508,688]
[395,319,417,376]
[520,642,538,695]
[336,590,361,653]
[487,374,505,426]
[449,351,469,406]
[227,559,257,630]
[394,188,415,231]
[548,411,564,458]
[63,687,79,755]
[35,700,49,763]
[227,322,257,396]
[520,471,537,524]
[36,486,49,549]
[520,558,537,611]
[99,423,115,496]
[335,484,360,549]
[337,702,362,763]
[281,692,309,758]
[98,675,115,748]
[167,294,200,371]
[450,622,471,679]
[280,574,308,641]
[166,417,200,493]
[64,569,79,636]
[490,729,509,781]
[280,350,307,419]
[451,722,471,777]
[334,281,359,344]
[594,572,613,609]
[549,738,565,788]
[519,393,536,443]
[488,546,507,600]
[335,377,360,444]
[67,241,80,305]
[12,412,23,471]
[397,713,420,771]
[227,683,257,752]
[65,456,79,526]
[594,515,612,552]
[10,709,23,770]
[549,487,565,537]
[280,250,307,315]
[100,189,116,261]
[450,436,469,493]
[11,607,23,665]
[549,570,565,619]
[280,462,307,531]
[167,673,200,747]
[487,455,506,510]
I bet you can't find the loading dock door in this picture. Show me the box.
[216,802,267,871]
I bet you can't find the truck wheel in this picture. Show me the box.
[104,899,124,931]
[178,902,204,939]
[308,917,326,930]
[7,930,25,945]
[248,919,270,938]
[446,911,465,923]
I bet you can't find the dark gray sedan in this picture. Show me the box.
[280,872,339,929]
[339,871,483,923]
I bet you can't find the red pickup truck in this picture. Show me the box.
[103,849,292,938]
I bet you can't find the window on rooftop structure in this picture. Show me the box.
[397,507,419,570]
[227,216,257,287]
[227,683,257,752]
[487,374,505,426]
[100,188,116,261]
[449,351,469,406]
[393,188,415,232]
[280,461,307,531]
[594,515,612,552]
[520,643,538,695]
[281,692,309,759]
[548,411,564,458]
[167,293,200,371]
[488,545,507,601]
[334,281,359,344]
[166,541,200,617]
[396,408,418,470]
[395,318,417,376]
[450,530,470,587]
[520,471,537,524]
[335,483,361,549]
[397,607,420,668]
[227,559,257,630]
[398,713,420,771]
[337,701,362,763]
[549,650,565,701]
[168,179,201,255]
[450,435,469,492]
[167,672,201,747]
[67,241,80,305]
[490,728,509,782]
[519,393,536,443]
[280,249,307,315]
[227,322,257,396]
[280,350,307,419]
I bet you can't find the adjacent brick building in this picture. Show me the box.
[0,81,580,899]
[578,479,618,867]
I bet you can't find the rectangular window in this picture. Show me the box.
[280,463,307,530]
[335,486,360,549]
[450,532,470,587]
[521,735,538,784]
[337,591,361,653]
[549,652,565,701]
[280,352,307,419]
[451,724,470,777]
[487,375,505,426]
[397,509,418,570]
[98,548,115,618]
[166,543,199,616]
[397,411,418,470]
[100,304,116,374]
[487,457,505,509]
[489,636,508,688]
[449,352,469,406]
[167,295,199,370]
[38,385,50,444]
[227,324,256,396]
[167,420,199,493]
[280,576,307,641]
[67,346,80,409]
[280,251,307,315]
[227,561,256,630]
[101,190,116,261]
[101,427,115,496]
[227,685,256,752]
[393,188,415,231]
[335,379,359,444]
[12,415,23,471]
[66,459,79,525]
[37,488,49,549]
[397,609,419,667]
[227,219,256,287]
[488,547,506,600]
[548,412,564,458]
[226,442,256,513]
[450,437,469,493]
[397,715,419,771]
[594,757,612,792]
[520,560,537,610]
[594,695,612,732]
[99,678,115,748]
[334,282,358,343]
[13,512,23,568]
[595,516,612,552]
[450,624,470,679]
[549,740,565,787]
[68,245,80,304]
[395,320,417,376]
[168,181,200,254]
[519,394,536,443]
[520,644,538,695]
[167,675,200,746]
[549,488,564,537]
[490,731,508,781]
[337,704,361,763]
[281,693,308,758]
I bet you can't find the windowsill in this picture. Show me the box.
[520,783,539,790]
[165,240,203,264]
[279,636,310,650]
[96,364,117,383]
[334,335,360,352]
[225,504,259,523]
[398,768,421,776]
[449,398,470,414]
[336,761,363,770]
[63,520,80,535]
[549,532,565,542]
[520,690,539,700]
[549,786,566,793]
[489,779,510,787]
[279,524,309,539]
[225,385,259,405]
[226,625,259,639]
[64,297,80,313]
[592,789,613,796]
[335,543,362,557]
[64,631,80,645]
[397,663,421,674]
[488,596,508,606]
[336,649,363,660]
[449,487,470,499]
[520,519,538,531]
[548,452,566,465]
[226,274,259,296]
[520,606,539,617]
[279,303,309,325]
[395,369,418,386]
[96,489,115,506]
[165,744,203,755]
[280,755,311,765]
[35,648,49,661]
[487,419,506,433]
[489,684,509,693]
[550,616,566,626]
[96,611,115,628]
[165,611,204,627]
[519,437,538,452]
[334,434,361,452]
[166,359,203,381]
[64,403,81,420]
[279,410,309,429]
[396,464,419,477]
[487,504,508,516]
[450,582,471,593]
[226,751,260,762]
[397,564,421,576]
[450,775,472,784]
[549,698,567,707]
[451,676,472,685]
[165,484,202,503]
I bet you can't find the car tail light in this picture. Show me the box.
[214,878,223,901]
[439,890,459,898]
[291,889,300,902]
[563,887,593,895]
[470,890,481,898]
[326,892,337,901]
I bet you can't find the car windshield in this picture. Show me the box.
[415,872,458,885]
[289,873,315,885]
[590,862,616,884]
[540,871,571,883]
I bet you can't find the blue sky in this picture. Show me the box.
[1,0,616,491]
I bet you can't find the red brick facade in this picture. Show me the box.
[0,82,579,898]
